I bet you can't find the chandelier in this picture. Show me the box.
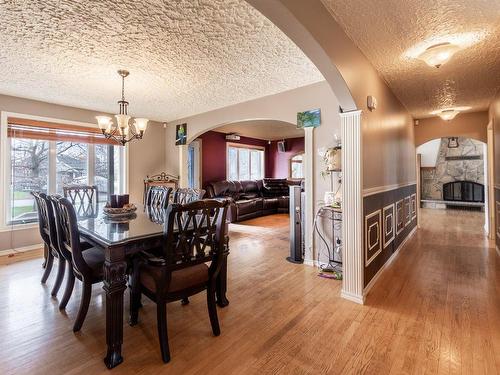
[95,70,148,145]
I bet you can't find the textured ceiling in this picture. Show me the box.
[214,119,304,140]
[0,0,323,121]
[321,0,500,118]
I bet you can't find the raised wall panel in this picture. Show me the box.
[383,204,395,248]
[396,199,404,234]
[404,197,411,226]
[410,193,417,220]
[365,210,381,266]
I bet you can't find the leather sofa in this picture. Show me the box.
[205,179,302,222]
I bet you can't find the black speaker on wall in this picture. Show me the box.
[287,185,304,264]
[277,140,286,153]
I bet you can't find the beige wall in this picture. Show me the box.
[0,94,166,252]
[415,111,489,147]
[128,120,167,203]
[490,92,500,187]
[249,0,416,192]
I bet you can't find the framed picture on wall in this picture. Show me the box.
[176,123,187,145]
[297,108,321,128]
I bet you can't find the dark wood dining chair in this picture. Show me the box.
[63,185,98,215]
[129,199,229,363]
[172,188,205,204]
[32,192,66,296]
[146,186,172,209]
[50,195,105,332]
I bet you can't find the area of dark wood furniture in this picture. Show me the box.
[143,172,179,205]
[63,185,99,217]
[50,196,105,331]
[77,203,229,369]
[32,192,66,296]
[146,186,172,209]
[129,199,229,363]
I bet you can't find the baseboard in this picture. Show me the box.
[341,289,365,304]
[303,258,315,267]
[363,226,417,297]
[303,258,339,269]
[0,243,43,257]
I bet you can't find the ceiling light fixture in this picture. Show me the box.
[438,109,460,121]
[96,70,148,146]
[417,42,461,68]
[430,106,471,121]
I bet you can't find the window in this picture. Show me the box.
[290,153,304,179]
[56,142,89,194]
[227,144,264,181]
[4,117,125,225]
[9,138,49,223]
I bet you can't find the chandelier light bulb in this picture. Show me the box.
[134,118,149,134]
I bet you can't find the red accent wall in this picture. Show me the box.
[268,137,305,178]
[198,131,304,187]
[199,131,269,187]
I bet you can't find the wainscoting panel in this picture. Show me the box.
[383,204,395,248]
[365,210,381,266]
[410,193,417,220]
[404,197,411,226]
[363,184,417,286]
[396,199,404,235]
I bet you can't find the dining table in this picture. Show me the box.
[77,203,229,369]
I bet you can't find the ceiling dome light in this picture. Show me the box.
[417,42,461,68]
[438,109,460,121]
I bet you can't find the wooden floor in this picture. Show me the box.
[0,210,499,374]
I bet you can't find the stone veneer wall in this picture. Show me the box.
[421,137,484,200]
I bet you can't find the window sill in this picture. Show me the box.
[0,223,38,232]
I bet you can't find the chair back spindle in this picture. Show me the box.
[172,188,205,205]
[63,185,98,218]
[146,186,172,209]
[50,196,89,278]
[162,199,228,271]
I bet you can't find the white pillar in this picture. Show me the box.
[179,145,188,188]
[340,110,364,304]
[304,127,314,260]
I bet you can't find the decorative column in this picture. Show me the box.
[340,110,364,304]
[303,127,314,261]
[178,144,188,188]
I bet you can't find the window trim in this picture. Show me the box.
[0,111,128,229]
[226,142,265,181]
[289,151,305,180]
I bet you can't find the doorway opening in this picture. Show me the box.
[417,137,488,235]
[187,119,306,262]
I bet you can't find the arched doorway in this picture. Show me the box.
[180,118,315,261]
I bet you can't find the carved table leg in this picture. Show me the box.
[216,255,229,307]
[103,256,127,369]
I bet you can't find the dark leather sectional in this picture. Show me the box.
[205,179,301,222]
